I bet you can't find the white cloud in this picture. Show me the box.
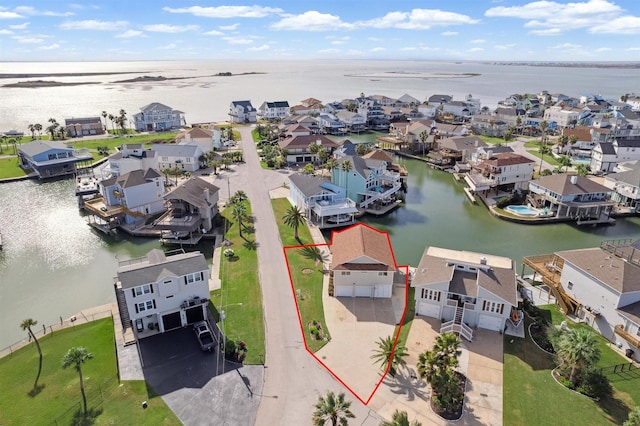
[222,36,254,45]
[9,22,29,29]
[271,11,354,31]
[158,43,177,50]
[359,9,479,30]
[552,43,582,49]
[248,44,270,51]
[590,16,640,34]
[626,47,640,51]
[14,6,73,17]
[368,37,383,42]
[441,31,458,36]
[486,0,624,35]
[163,6,282,18]
[59,20,128,31]
[318,48,340,54]
[38,43,60,50]
[204,30,224,36]
[142,24,199,33]
[595,47,612,52]
[494,43,516,50]
[69,4,100,11]
[0,29,13,34]
[469,39,486,44]
[468,47,484,52]
[220,23,239,30]
[0,10,23,19]
[401,46,417,51]
[12,35,43,44]
[370,47,386,52]
[116,30,144,39]
[328,36,350,45]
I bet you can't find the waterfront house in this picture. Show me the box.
[228,100,257,123]
[464,152,535,193]
[86,168,165,225]
[603,162,640,212]
[18,140,93,179]
[434,136,486,166]
[330,223,397,298]
[470,115,509,137]
[152,143,203,173]
[356,97,389,130]
[133,102,186,132]
[278,134,339,164]
[100,144,158,179]
[591,137,640,173]
[335,111,366,133]
[543,105,581,129]
[116,249,210,339]
[65,117,105,137]
[175,127,215,153]
[398,93,421,106]
[333,155,402,209]
[623,94,640,111]
[522,239,640,362]
[433,123,468,137]
[155,177,220,241]
[258,101,290,121]
[528,174,615,224]
[317,113,346,135]
[412,247,518,339]
[418,104,437,118]
[427,94,452,106]
[288,173,358,228]
[371,94,400,107]
[442,101,474,119]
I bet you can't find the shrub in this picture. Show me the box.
[579,368,612,398]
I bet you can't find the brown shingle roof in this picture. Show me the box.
[485,153,534,167]
[330,224,396,272]
[531,174,611,196]
[278,134,339,150]
[362,149,394,163]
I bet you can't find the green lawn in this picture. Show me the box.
[0,318,179,425]
[0,157,28,179]
[477,135,512,145]
[504,305,639,425]
[211,201,265,365]
[395,286,415,349]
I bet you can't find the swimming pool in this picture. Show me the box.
[505,205,540,217]
[572,157,591,165]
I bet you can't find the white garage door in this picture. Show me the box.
[355,286,372,297]
[334,286,352,297]
[417,301,440,319]
[478,314,503,331]
[373,285,392,298]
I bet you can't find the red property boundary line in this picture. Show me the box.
[283,223,409,406]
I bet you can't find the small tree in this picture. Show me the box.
[370,335,408,378]
[20,318,43,392]
[312,390,355,426]
[61,347,94,414]
[624,406,640,426]
[231,202,248,239]
[283,205,305,242]
[553,327,601,385]
[380,410,422,426]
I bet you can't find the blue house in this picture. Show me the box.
[18,140,93,179]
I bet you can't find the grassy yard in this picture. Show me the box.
[211,201,265,365]
[0,318,178,425]
[271,197,329,352]
[395,286,415,349]
[477,135,512,145]
[0,157,28,179]
[504,304,639,425]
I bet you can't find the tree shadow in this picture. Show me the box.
[243,240,258,250]
[596,394,631,425]
[27,384,46,397]
[380,369,430,403]
[70,407,103,426]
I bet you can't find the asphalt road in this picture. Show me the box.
[226,126,381,425]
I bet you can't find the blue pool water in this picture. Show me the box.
[505,205,539,216]
[572,157,591,165]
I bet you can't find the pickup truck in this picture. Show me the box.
[193,320,215,352]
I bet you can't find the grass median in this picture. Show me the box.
[0,318,178,425]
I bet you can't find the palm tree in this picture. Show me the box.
[61,346,94,414]
[324,158,338,177]
[538,144,551,175]
[312,390,355,426]
[20,318,43,391]
[554,328,601,384]
[576,163,591,177]
[47,118,59,140]
[230,190,248,205]
[283,205,305,242]
[370,335,408,378]
[380,409,422,426]
[101,111,108,132]
[558,156,572,173]
[539,120,548,146]
[108,114,115,134]
[118,109,127,134]
[298,246,328,267]
[28,124,35,140]
[34,123,42,139]
[231,202,247,238]
[341,160,353,197]
[417,332,463,414]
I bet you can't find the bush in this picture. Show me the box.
[579,368,612,398]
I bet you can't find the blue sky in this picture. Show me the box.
[1,0,639,62]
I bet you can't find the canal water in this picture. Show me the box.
[2,156,640,349]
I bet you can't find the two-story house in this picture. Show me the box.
[18,140,93,179]
[333,155,402,209]
[100,144,158,178]
[258,101,290,121]
[152,143,203,173]
[317,113,346,135]
[335,111,366,133]
[116,249,210,339]
[330,223,397,298]
[464,152,535,193]
[591,138,640,173]
[543,105,581,128]
[65,117,105,137]
[603,162,640,212]
[175,127,215,154]
[228,100,257,123]
[133,102,186,132]
[412,246,518,340]
[278,134,339,164]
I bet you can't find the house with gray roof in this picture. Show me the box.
[229,100,257,123]
[133,102,186,132]
[65,116,105,137]
[528,174,615,224]
[523,239,640,361]
[603,162,640,212]
[591,138,640,173]
[116,249,210,339]
[258,101,290,121]
[412,246,518,339]
[100,143,158,178]
[152,143,203,172]
[18,140,93,179]
[333,155,402,209]
[288,173,357,229]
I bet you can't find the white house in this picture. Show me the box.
[330,223,397,298]
[317,113,345,134]
[523,240,640,362]
[229,100,257,123]
[465,152,535,193]
[543,105,581,128]
[335,111,366,132]
[152,143,203,173]
[100,144,158,178]
[591,138,640,173]
[176,127,215,153]
[603,162,640,212]
[116,249,210,339]
[258,101,290,120]
[412,247,518,339]
[133,102,186,132]
[278,134,339,164]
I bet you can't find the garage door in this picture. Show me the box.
[417,301,440,318]
[162,312,182,331]
[334,286,351,297]
[478,314,503,331]
[185,306,204,324]
[373,285,392,298]
[355,286,372,298]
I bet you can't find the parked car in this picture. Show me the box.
[193,320,215,352]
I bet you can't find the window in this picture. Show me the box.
[637,327,640,337]
[421,289,441,302]
[482,300,504,314]
[132,284,153,297]
[567,281,574,290]
[340,271,350,276]
[185,272,204,284]
[378,272,388,276]
[136,299,155,313]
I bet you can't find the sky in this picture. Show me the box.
[1,0,640,62]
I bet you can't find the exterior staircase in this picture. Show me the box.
[115,286,132,331]
[440,306,473,342]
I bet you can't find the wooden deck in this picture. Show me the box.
[615,324,640,347]
[521,254,580,315]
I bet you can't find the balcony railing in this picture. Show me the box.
[614,324,640,347]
